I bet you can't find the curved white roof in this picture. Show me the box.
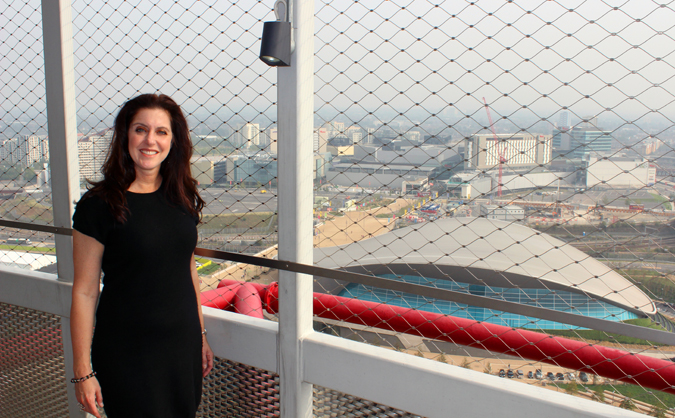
[314,217,656,315]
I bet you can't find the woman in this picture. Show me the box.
[70,94,214,418]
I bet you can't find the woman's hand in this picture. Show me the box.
[202,338,214,377]
[75,377,104,418]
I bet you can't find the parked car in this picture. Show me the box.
[507,369,515,378]
[547,372,555,381]
[499,369,506,378]
[527,371,534,379]
[535,369,542,379]
[556,373,564,381]
[567,372,576,381]
[579,372,589,383]
[516,370,524,379]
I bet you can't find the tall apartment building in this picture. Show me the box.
[346,126,362,145]
[78,138,95,183]
[558,111,570,129]
[0,135,49,167]
[267,127,278,154]
[314,127,328,153]
[78,128,113,183]
[464,133,552,170]
[325,121,346,138]
[0,139,18,165]
[233,123,260,149]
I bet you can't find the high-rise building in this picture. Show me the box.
[13,135,48,167]
[558,111,570,129]
[89,129,113,170]
[78,128,113,183]
[569,117,611,158]
[234,123,260,149]
[0,138,18,165]
[366,128,377,145]
[78,138,95,183]
[346,126,362,145]
[552,129,572,152]
[325,121,345,138]
[314,127,328,153]
[267,127,278,154]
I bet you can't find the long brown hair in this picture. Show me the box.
[86,93,205,222]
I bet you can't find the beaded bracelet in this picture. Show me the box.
[71,371,97,384]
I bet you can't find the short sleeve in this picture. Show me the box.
[72,193,115,245]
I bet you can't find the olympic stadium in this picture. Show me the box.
[314,217,656,330]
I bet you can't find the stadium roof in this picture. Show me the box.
[314,217,656,316]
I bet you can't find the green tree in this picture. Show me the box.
[437,352,447,363]
[460,358,471,369]
[565,381,579,396]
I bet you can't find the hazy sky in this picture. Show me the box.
[2,0,674,137]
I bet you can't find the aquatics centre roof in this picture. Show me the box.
[314,217,656,316]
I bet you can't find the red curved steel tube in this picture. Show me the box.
[207,280,675,394]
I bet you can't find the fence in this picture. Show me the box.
[2,0,675,416]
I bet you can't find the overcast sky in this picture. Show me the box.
[2,0,674,136]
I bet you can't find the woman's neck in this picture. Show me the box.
[128,174,162,194]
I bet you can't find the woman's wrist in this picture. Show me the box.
[71,370,97,384]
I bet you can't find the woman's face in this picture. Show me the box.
[127,107,173,177]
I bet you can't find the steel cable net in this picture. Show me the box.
[310,0,675,412]
[0,302,69,418]
[0,1,56,268]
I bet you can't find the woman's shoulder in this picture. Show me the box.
[76,189,109,210]
[73,190,115,223]
[73,190,116,244]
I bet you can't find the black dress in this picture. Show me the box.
[73,188,202,418]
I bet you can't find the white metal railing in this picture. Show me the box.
[0,265,647,418]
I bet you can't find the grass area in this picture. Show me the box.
[200,212,276,230]
[198,262,221,276]
[0,244,55,253]
[546,318,668,346]
[559,383,675,409]
[375,213,394,218]
[619,268,675,304]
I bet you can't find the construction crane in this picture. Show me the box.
[483,97,506,197]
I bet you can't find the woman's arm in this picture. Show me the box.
[71,230,105,417]
[191,253,214,377]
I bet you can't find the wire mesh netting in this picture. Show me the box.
[307,0,675,414]
[0,302,69,418]
[4,0,675,415]
[200,358,422,417]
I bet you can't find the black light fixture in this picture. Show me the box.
[259,0,292,67]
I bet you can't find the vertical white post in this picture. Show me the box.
[41,0,81,416]
[276,0,314,416]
